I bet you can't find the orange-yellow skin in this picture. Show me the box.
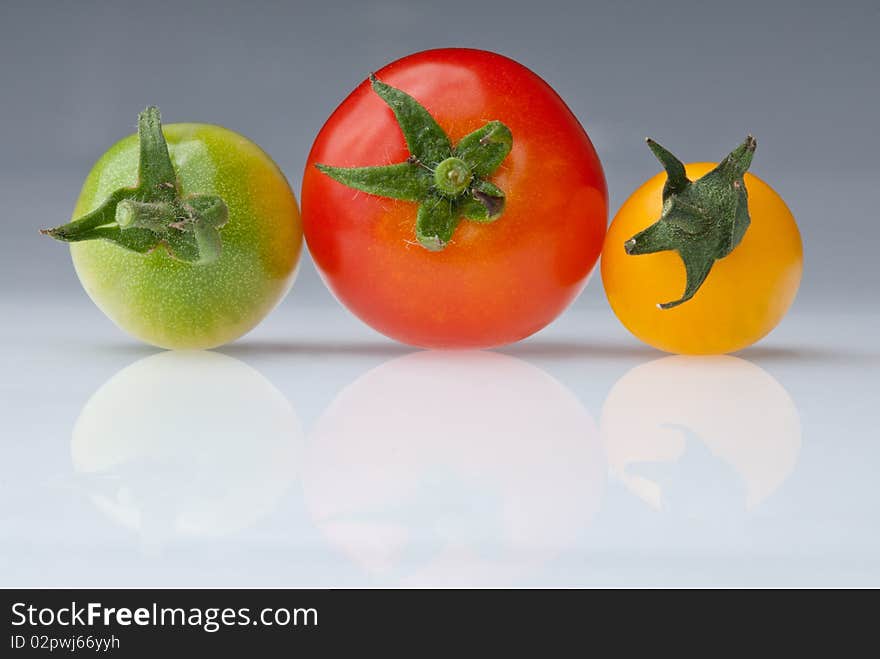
[602,163,803,354]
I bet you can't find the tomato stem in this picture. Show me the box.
[433,157,473,196]
[624,136,757,309]
[40,107,229,265]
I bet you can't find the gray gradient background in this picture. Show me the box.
[2,0,878,308]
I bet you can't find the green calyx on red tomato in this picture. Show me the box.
[316,75,512,251]
[42,107,229,265]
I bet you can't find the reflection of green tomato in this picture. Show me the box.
[71,351,302,546]
[71,123,302,349]
[303,351,604,586]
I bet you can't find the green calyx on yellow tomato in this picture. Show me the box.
[42,107,229,265]
[623,135,757,309]
[315,75,513,252]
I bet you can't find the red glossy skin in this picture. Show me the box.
[302,49,607,348]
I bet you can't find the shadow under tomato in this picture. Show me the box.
[219,340,412,358]
[64,335,877,365]
[506,339,877,365]
[501,339,661,360]
[61,340,162,357]
[734,345,878,364]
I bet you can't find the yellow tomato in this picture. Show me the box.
[602,162,802,354]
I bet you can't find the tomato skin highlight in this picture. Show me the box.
[302,48,607,349]
[602,163,803,355]
[71,123,303,349]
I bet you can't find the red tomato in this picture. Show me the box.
[302,48,607,348]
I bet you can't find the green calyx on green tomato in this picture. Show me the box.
[44,108,231,265]
[43,107,303,350]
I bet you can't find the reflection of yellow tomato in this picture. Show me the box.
[602,163,802,354]
[601,355,801,511]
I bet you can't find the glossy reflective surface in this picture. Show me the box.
[1,300,878,586]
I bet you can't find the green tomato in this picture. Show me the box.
[46,108,302,349]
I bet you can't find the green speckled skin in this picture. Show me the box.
[70,123,302,349]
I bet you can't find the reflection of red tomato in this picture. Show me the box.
[303,351,604,586]
[302,48,607,348]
